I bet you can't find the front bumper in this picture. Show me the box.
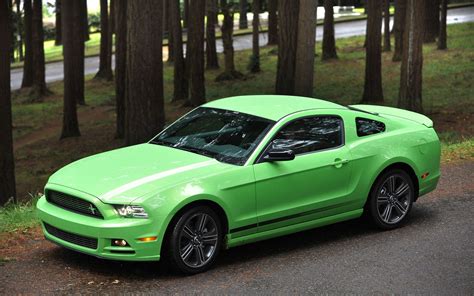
[37,195,161,261]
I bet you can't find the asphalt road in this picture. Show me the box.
[0,161,473,294]
[10,6,474,91]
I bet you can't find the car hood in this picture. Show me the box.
[47,143,221,204]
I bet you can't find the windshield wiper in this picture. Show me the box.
[178,146,224,162]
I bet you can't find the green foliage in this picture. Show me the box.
[0,194,40,233]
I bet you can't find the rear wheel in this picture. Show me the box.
[167,206,222,274]
[368,169,414,230]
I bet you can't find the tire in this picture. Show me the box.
[166,206,223,274]
[367,169,415,230]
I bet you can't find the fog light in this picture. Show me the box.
[138,236,157,242]
[112,239,129,247]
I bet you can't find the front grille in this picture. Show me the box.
[46,190,103,219]
[44,223,98,250]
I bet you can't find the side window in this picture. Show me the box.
[271,116,343,155]
[356,117,386,137]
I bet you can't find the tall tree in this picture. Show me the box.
[361,0,383,103]
[170,0,188,101]
[398,0,425,113]
[438,0,447,50]
[239,0,248,29]
[206,0,219,69]
[183,0,189,28]
[248,0,260,73]
[21,0,33,88]
[31,0,48,101]
[114,0,126,138]
[392,0,406,61]
[16,0,24,61]
[165,0,174,64]
[275,0,299,95]
[82,0,90,41]
[95,0,113,80]
[0,0,17,206]
[322,0,338,60]
[186,0,206,105]
[217,0,243,81]
[61,0,83,138]
[423,0,440,43]
[267,0,278,45]
[125,0,165,145]
[383,0,391,52]
[55,0,61,45]
[294,0,317,97]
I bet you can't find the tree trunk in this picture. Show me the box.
[61,0,83,139]
[206,0,219,69]
[16,0,24,60]
[21,0,33,88]
[294,0,316,97]
[392,0,406,61]
[55,0,61,45]
[0,0,17,206]
[361,0,384,103]
[165,0,174,64]
[423,0,440,43]
[398,0,424,113]
[383,0,391,52]
[114,0,126,138]
[239,0,248,29]
[95,0,113,80]
[125,0,165,145]
[83,0,90,41]
[9,0,14,63]
[248,0,260,73]
[183,0,189,28]
[438,0,447,50]
[170,0,188,101]
[275,0,299,95]
[267,0,278,45]
[322,0,338,60]
[31,0,48,101]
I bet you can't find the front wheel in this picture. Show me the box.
[368,169,414,230]
[167,206,223,274]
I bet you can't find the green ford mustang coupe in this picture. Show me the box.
[37,95,440,274]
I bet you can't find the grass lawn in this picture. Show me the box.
[3,22,473,234]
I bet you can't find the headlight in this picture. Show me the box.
[114,205,148,218]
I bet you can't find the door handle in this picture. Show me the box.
[333,158,350,168]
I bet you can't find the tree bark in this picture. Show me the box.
[125,0,165,145]
[61,0,83,139]
[423,0,440,43]
[21,0,33,88]
[114,0,126,138]
[0,0,17,206]
[398,0,424,113]
[438,0,447,50]
[267,0,278,45]
[275,0,299,95]
[16,0,24,60]
[206,0,219,69]
[170,0,188,101]
[361,0,384,103]
[249,0,260,73]
[55,0,61,45]
[239,0,248,29]
[392,0,406,61]
[383,0,391,52]
[165,0,174,64]
[95,0,113,80]
[322,0,338,60]
[186,0,206,105]
[31,0,48,101]
[294,0,316,97]
[83,0,90,41]
[183,0,189,28]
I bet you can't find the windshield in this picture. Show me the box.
[150,107,274,165]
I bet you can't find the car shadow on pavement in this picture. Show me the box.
[46,203,436,279]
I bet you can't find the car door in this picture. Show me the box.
[253,114,354,233]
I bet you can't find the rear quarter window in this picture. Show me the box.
[356,117,386,137]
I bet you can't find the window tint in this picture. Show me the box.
[271,116,343,155]
[356,117,386,137]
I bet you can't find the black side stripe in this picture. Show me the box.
[229,200,358,234]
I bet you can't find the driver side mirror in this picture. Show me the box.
[263,149,295,162]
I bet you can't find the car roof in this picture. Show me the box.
[203,95,345,121]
